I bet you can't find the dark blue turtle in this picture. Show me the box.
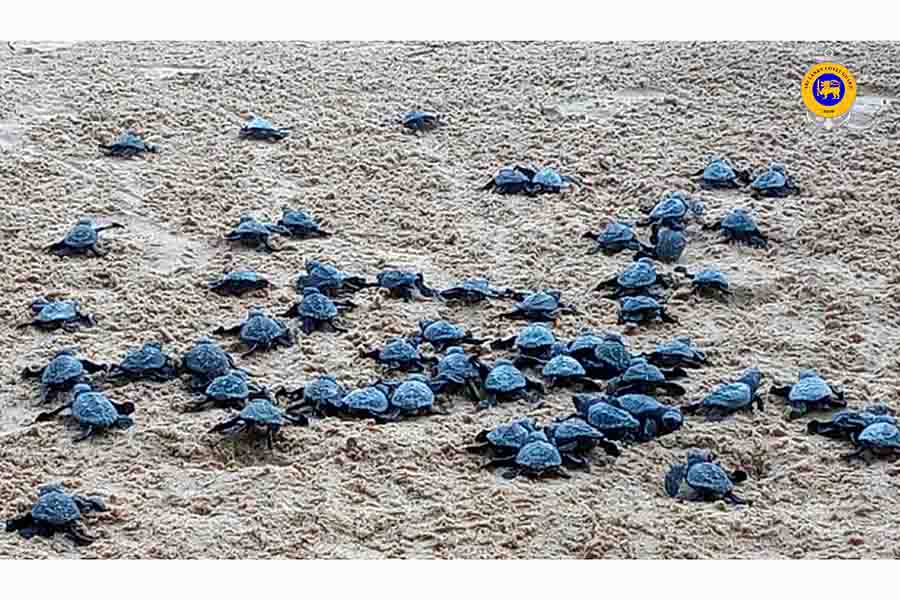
[770,369,847,419]
[209,270,271,297]
[544,417,620,467]
[637,191,703,230]
[750,162,800,198]
[188,369,270,412]
[617,295,677,326]
[527,166,581,195]
[379,375,443,421]
[466,418,537,459]
[473,358,544,409]
[416,319,482,351]
[605,358,686,397]
[635,227,687,263]
[604,394,683,442]
[843,422,900,461]
[278,375,348,418]
[430,346,484,403]
[584,221,644,256]
[296,260,370,297]
[19,297,95,332]
[276,207,331,239]
[210,399,307,449]
[541,351,603,391]
[401,110,442,132]
[225,215,290,252]
[501,290,575,322]
[35,383,135,442]
[693,158,750,190]
[343,385,392,419]
[595,258,671,299]
[373,269,436,300]
[491,323,557,367]
[807,404,896,441]
[485,430,571,479]
[569,394,641,441]
[644,336,707,369]
[46,218,125,257]
[22,349,107,404]
[214,308,294,356]
[674,266,732,298]
[239,116,290,141]
[180,336,236,392]
[703,208,768,248]
[282,287,355,334]
[665,449,750,505]
[108,341,178,383]
[481,165,535,195]
[439,278,523,304]
[99,130,158,158]
[683,368,764,420]
[361,337,432,372]
[577,332,633,379]
[5,483,107,546]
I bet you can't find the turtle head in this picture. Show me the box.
[770,162,786,173]
[660,408,684,434]
[76,217,94,226]
[573,393,604,415]
[739,368,763,392]
[686,448,715,466]
[72,383,93,396]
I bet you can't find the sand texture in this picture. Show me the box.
[1,41,899,559]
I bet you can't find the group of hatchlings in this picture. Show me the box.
[7,112,898,547]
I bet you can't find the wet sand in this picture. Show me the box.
[1,41,899,558]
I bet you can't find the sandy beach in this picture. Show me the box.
[1,41,899,558]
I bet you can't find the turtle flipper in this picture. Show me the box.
[664,464,686,498]
[34,402,72,423]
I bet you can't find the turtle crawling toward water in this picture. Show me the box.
[46,218,125,257]
[225,215,290,252]
[665,449,750,505]
[189,369,271,412]
[19,297,95,332]
[576,332,634,379]
[214,308,294,357]
[209,270,272,297]
[693,158,750,190]
[770,369,847,419]
[484,430,571,479]
[282,287,356,334]
[569,394,641,442]
[416,319,483,351]
[210,399,307,449]
[401,110,443,132]
[439,278,523,304]
[541,351,604,391]
[276,208,331,239]
[674,266,732,298]
[491,323,557,367]
[473,358,544,408]
[180,336,236,392]
[595,258,671,299]
[644,337,707,370]
[634,227,687,263]
[605,358,686,397]
[544,417,621,467]
[108,341,179,383]
[583,221,644,256]
[361,337,433,372]
[239,116,290,141]
[703,208,768,248]
[430,346,484,403]
[604,394,683,442]
[35,383,135,442]
[637,191,703,230]
[22,350,107,404]
[296,260,370,297]
[807,404,895,441]
[617,296,677,326]
[683,368,764,420]
[501,290,575,322]
[378,374,444,422]
[373,270,436,300]
[750,162,800,198]
[482,165,580,195]
[843,422,900,462]
[99,130,158,157]
[466,418,537,460]
[278,375,348,418]
[5,483,107,546]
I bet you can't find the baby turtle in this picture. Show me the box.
[278,375,348,418]
[210,399,307,449]
[107,341,179,383]
[807,404,895,440]
[401,110,442,132]
[361,337,432,372]
[99,130,158,157]
[683,368,764,420]
[214,308,294,356]
[606,358,686,397]
[276,207,332,239]
[544,417,621,467]
[770,369,847,419]
[604,394,683,442]
[373,270,436,300]
[439,278,522,304]
[703,208,768,248]
[5,483,107,546]
[19,297,95,332]
[501,290,575,322]
[416,319,483,351]
[527,166,582,194]
[296,260,370,297]
[481,165,535,195]
[282,287,355,334]
[208,270,271,297]
[665,449,750,505]
[595,258,671,299]
[430,346,484,403]
[189,369,269,412]
[343,385,392,420]
[491,323,557,367]
[674,266,732,298]
[180,336,237,392]
[576,332,633,379]
[46,218,125,257]
[569,394,641,442]
[693,158,750,189]
[750,162,800,198]
[584,221,644,256]
[239,116,290,141]
[635,227,687,264]
[637,191,703,230]
[843,422,900,462]
[473,358,544,409]
[379,375,444,422]
[541,352,603,391]
[618,295,677,326]
[35,383,135,442]
[22,350,107,404]
[644,337,708,369]
[466,418,537,460]
[225,215,290,252]
[485,430,571,479]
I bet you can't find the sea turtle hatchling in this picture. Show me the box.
[842,422,900,462]
[703,208,768,248]
[239,116,291,141]
[466,418,537,460]
[46,218,125,257]
[618,295,678,326]
[491,323,557,368]
[665,449,750,505]
[35,383,135,442]
[644,336,708,369]
[750,162,800,198]
[430,346,484,403]
[99,130,158,157]
[276,208,332,239]
[770,369,847,419]
[594,257,671,299]
[22,349,107,404]
[484,430,571,479]
[583,221,645,256]
[544,417,621,467]
[188,369,271,412]
[577,332,633,379]
[5,483,107,546]
[605,358,687,397]
[481,165,535,195]
[378,375,444,422]
[209,399,307,449]
[214,308,294,356]
[472,358,545,409]
[282,287,356,334]
[527,166,582,195]
[208,270,272,297]
[415,319,483,351]
[604,394,683,442]
[634,227,687,264]
[637,191,704,230]
[278,375,348,418]
[569,394,641,442]
[342,385,392,420]
[180,336,237,392]
[401,110,443,132]
[296,260,370,297]
[107,341,179,383]
[807,405,896,441]
[360,337,433,372]
[372,270,436,300]
[19,297,95,332]
[224,215,291,252]
[693,158,750,190]
[674,266,732,298]
[438,278,523,304]
[541,351,604,391]
[501,290,575,322]
[682,368,764,420]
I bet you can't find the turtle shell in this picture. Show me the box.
[390,377,434,411]
[303,376,346,411]
[568,332,605,357]
[750,163,787,191]
[232,217,271,237]
[206,371,250,401]
[183,338,232,377]
[516,324,555,351]
[857,422,900,450]
[542,355,586,378]
[619,295,662,318]
[301,291,339,320]
[648,193,689,222]
[702,159,739,184]
[345,387,390,414]
[377,270,418,289]
[694,270,729,288]
[617,259,657,289]
[720,209,758,233]
[240,311,287,344]
[42,352,85,385]
[297,261,346,292]
[402,111,438,129]
[531,167,564,189]
[379,338,419,363]
[34,300,80,323]
[119,342,168,373]
[703,382,752,410]
[422,320,466,344]
[485,419,535,450]
[789,372,835,405]
[224,271,264,284]
[63,220,99,248]
[71,389,119,428]
[621,360,666,384]
[686,461,734,496]
[112,131,151,150]
[654,338,703,362]
[280,209,319,229]
[436,347,479,381]
[244,117,278,132]
[599,222,637,246]
[517,291,560,312]
[485,362,527,393]
[592,336,632,372]
[610,393,664,417]
[653,228,686,263]
[515,434,563,471]
[31,491,81,527]
[239,399,285,425]
[546,417,605,446]
[584,403,640,435]
[493,167,532,189]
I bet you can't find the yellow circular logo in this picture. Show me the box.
[801,62,857,118]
